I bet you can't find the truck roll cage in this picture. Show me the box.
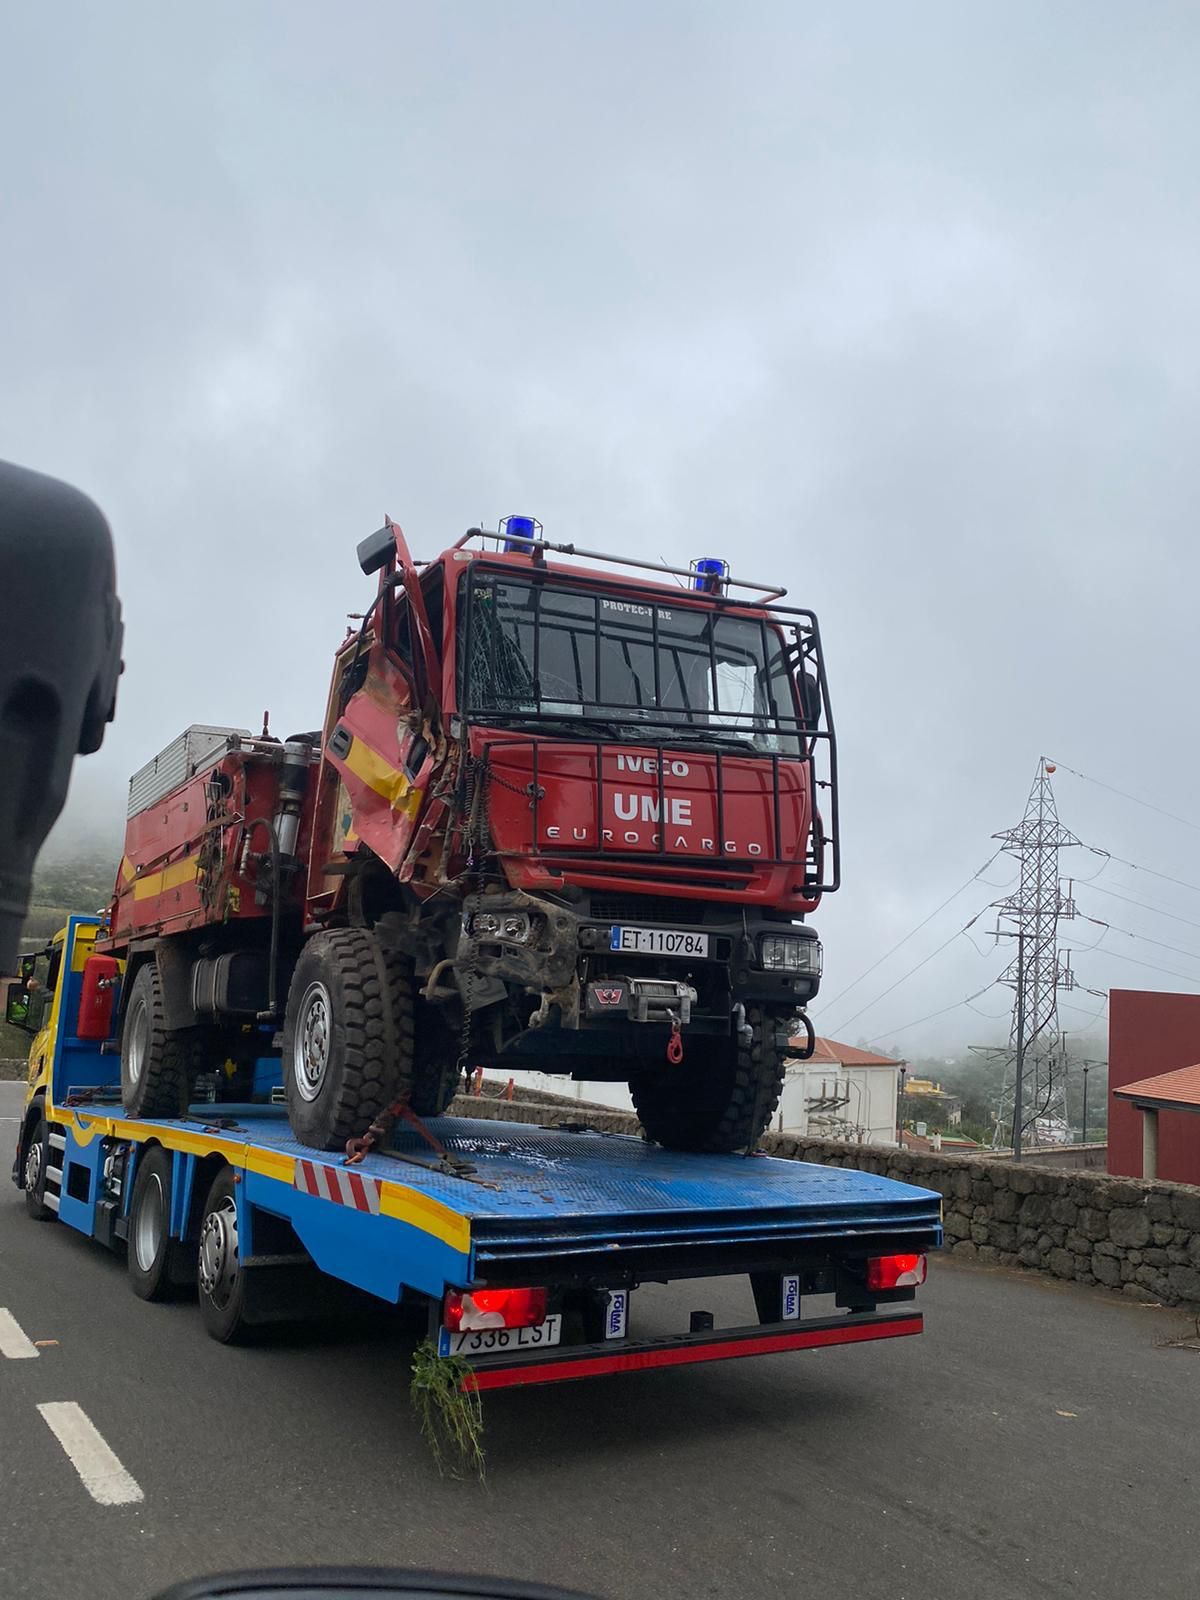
[458,561,840,895]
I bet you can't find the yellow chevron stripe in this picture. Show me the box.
[54,1105,469,1254]
[343,737,422,818]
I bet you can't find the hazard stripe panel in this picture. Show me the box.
[466,1313,923,1391]
[294,1159,382,1214]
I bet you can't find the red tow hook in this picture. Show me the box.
[666,1014,684,1064]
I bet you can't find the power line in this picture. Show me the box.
[1058,995,1109,1026]
[1078,913,1200,967]
[964,996,1012,1020]
[865,983,999,1048]
[1087,881,1200,934]
[822,906,990,1036]
[1060,940,1200,990]
[1050,757,1200,837]
[818,849,1004,1015]
[1059,922,1112,955]
[1084,845,1200,899]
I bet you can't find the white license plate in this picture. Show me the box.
[438,1314,563,1359]
[610,925,709,957]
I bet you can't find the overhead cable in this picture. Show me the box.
[818,849,1004,1016]
[823,906,991,1036]
[864,984,999,1047]
[1050,757,1200,836]
[1082,845,1200,899]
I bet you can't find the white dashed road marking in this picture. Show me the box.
[37,1402,145,1505]
[0,1307,39,1359]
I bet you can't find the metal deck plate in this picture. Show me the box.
[133,1109,940,1229]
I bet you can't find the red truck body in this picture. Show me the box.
[101,521,838,1155]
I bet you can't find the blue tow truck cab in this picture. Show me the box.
[10,917,942,1390]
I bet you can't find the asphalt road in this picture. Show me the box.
[2,1074,1199,1600]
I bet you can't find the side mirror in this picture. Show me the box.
[797,669,821,727]
[5,982,31,1029]
[357,523,396,576]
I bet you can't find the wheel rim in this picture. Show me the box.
[293,981,332,1102]
[126,998,148,1088]
[198,1195,239,1310]
[24,1137,42,1196]
[133,1171,164,1272]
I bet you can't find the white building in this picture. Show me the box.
[775,1037,902,1146]
[520,1036,903,1147]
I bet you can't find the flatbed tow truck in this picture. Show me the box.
[10,915,940,1390]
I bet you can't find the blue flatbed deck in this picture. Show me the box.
[56,1098,942,1288]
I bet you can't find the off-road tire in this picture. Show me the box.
[120,962,197,1118]
[630,1004,789,1153]
[282,928,416,1151]
[409,996,464,1118]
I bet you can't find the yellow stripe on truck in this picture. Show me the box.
[343,737,422,818]
[131,857,199,901]
[55,1106,470,1255]
[379,1181,471,1254]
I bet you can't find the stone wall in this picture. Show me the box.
[755,1132,1200,1308]
[991,1141,1108,1171]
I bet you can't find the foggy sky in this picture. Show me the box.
[5,2,1199,1054]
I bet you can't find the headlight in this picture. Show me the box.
[759,934,822,975]
[471,910,533,943]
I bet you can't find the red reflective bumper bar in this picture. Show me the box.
[464,1311,923,1392]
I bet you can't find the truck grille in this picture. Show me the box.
[588,894,709,925]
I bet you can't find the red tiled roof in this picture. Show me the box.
[787,1035,900,1068]
[901,1129,934,1152]
[1113,1062,1200,1111]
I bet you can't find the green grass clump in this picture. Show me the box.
[411,1339,486,1481]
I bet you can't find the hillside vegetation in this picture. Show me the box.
[1,849,117,1060]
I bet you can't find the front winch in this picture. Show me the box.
[585,976,696,1025]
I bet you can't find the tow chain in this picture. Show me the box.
[345,1100,476,1177]
[344,1098,409,1165]
[345,1098,477,1178]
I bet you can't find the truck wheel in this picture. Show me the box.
[22,1108,55,1222]
[282,928,416,1150]
[120,963,193,1118]
[127,1145,180,1301]
[196,1166,249,1342]
[409,998,463,1118]
[631,1004,789,1154]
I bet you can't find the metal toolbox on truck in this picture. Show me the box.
[126,724,252,816]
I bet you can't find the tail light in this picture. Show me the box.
[444,1287,548,1333]
[866,1254,927,1290]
